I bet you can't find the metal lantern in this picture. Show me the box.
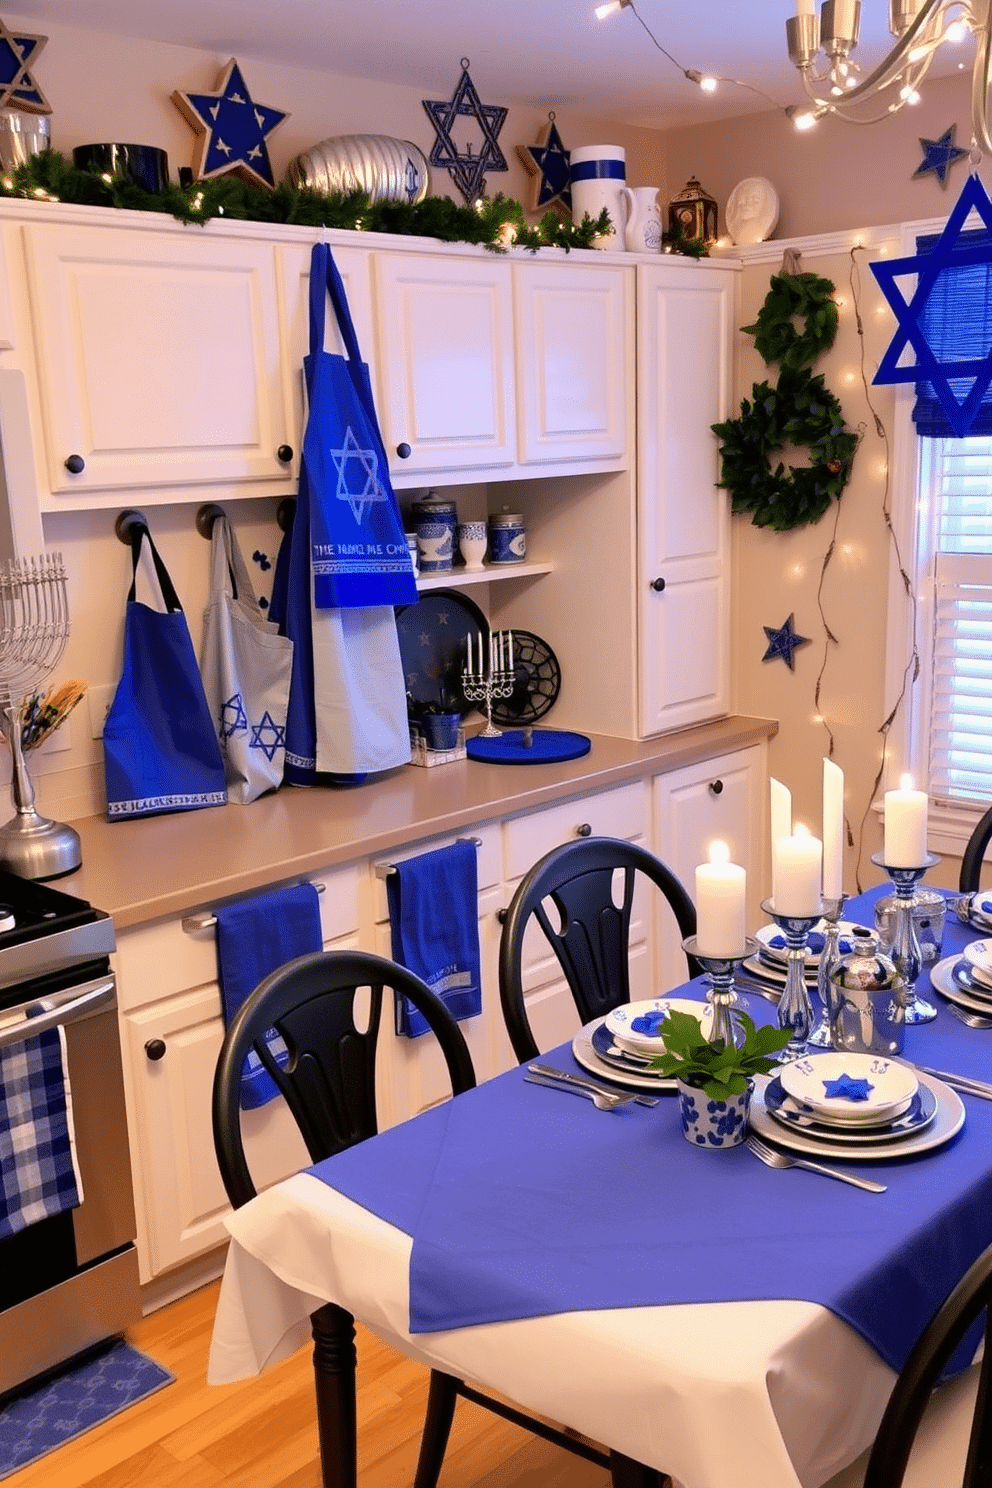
[667,175,718,245]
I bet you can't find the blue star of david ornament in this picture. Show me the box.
[762,614,811,671]
[870,172,992,438]
[423,60,508,203]
[913,125,968,188]
[0,19,49,113]
[172,58,287,189]
[517,115,571,214]
[822,1074,874,1101]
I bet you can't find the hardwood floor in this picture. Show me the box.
[12,1282,614,1488]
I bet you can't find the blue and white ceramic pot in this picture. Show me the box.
[677,1079,752,1149]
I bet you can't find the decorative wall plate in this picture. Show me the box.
[395,589,487,717]
[490,630,561,725]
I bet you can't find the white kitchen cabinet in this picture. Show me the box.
[20,221,300,510]
[372,250,517,478]
[636,261,736,735]
[652,743,767,988]
[512,258,630,469]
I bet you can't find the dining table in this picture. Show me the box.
[207,883,992,1488]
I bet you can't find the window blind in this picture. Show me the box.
[912,229,992,439]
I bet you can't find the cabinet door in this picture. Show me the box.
[653,744,767,988]
[513,259,629,467]
[372,252,515,475]
[23,223,295,503]
[637,263,735,735]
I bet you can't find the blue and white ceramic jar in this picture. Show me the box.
[488,512,526,565]
[416,521,454,573]
[677,1080,752,1149]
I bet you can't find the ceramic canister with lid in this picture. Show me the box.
[828,928,906,1056]
[413,497,457,574]
[488,512,526,565]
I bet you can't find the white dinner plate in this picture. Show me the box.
[778,1051,918,1123]
[749,1070,964,1161]
[742,955,817,988]
[754,921,861,966]
[764,1075,937,1144]
[572,1017,678,1092]
[605,997,713,1057]
[963,939,992,976]
[932,955,992,1014]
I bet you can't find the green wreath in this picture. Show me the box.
[712,271,858,532]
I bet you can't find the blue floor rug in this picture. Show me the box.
[0,1340,175,1478]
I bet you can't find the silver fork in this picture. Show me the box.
[745,1133,887,1193]
[945,1002,992,1029]
[523,1073,636,1110]
[528,1063,660,1107]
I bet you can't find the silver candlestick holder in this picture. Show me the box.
[761,898,823,1057]
[870,851,940,1024]
[682,935,759,1049]
[461,631,514,738]
[808,893,849,1048]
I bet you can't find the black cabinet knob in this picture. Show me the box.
[64,454,85,475]
[144,1038,167,1062]
[576,823,592,838]
[396,442,412,459]
[709,779,724,796]
[497,908,507,924]
[651,577,666,592]
[276,444,294,464]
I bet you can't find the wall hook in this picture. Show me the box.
[114,509,149,544]
[276,497,296,533]
[195,503,226,539]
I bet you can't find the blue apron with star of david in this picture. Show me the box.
[305,243,417,609]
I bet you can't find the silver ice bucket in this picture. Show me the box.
[828,929,907,1056]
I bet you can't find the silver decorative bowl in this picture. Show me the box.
[286,134,429,205]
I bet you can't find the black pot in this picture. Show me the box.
[72,143,169,194]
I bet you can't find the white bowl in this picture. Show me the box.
[963,938,992,976]
[605,997,713,1058]
[778,1052,918,1125]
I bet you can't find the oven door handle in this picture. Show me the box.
[0,977,115,1047]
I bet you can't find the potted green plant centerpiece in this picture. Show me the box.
[649,1008,791,1149]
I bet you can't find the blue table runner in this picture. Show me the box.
[309,887,992,1372]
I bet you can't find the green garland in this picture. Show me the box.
[0,149,618,253]
[712,271,858,532]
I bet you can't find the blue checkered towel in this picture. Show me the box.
[0,1027,82,1239]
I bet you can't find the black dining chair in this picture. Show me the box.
[959,804,992,894]
[498,835,702,1064]
[824,1242,992,1488]
[212,947,667,1488]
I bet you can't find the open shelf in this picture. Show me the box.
[416,561,552,593]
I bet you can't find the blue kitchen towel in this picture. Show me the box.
[305,243,417,610]
[0,1027,81,1239]
[387,841,482,1038]
[215,883,323,1109]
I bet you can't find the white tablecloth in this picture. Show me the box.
[208,1172,897,1488]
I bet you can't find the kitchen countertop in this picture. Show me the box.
[59,715,776,930]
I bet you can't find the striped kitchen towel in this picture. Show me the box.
[0,1027,82,1239]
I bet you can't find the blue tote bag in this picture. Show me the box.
[304,242,417,611]
[104,527,227,819]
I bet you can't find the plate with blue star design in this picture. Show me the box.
[749,1070,964,1161]
[763,1074,938,1144]
[777,1052,918,1126]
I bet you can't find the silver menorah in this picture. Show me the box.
[462,629,514,738]
[0,554,81,879]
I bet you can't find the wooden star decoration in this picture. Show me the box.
[517,114,571,215]
[0,18,50,114]
[172,59,288,189]
[871,172,992,437]
[423,60,508,204]
[913,124,969,188]
[762,613,811,670]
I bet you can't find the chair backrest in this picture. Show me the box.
[862,1242,992,1488]
[960,804,992,894]
[498,835,701,1064]
[212,948,476,1209]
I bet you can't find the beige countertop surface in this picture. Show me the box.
[60,716,776,930]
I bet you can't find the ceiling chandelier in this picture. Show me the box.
[786,1,991,147]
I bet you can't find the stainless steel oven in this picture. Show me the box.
[0,873,139,1396]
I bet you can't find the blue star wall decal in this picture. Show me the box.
[172,58,287,189]
[913,125,969,188]
[331,425,389,524]
[517,114,571,215]
[423,60,508,203]
[0,19,50,113]
[762,613,811,671]
[871,172,992,437]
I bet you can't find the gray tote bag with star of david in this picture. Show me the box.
[200,515,294,804]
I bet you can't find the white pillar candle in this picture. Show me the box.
[770,778,792,903]
[795,0,815,14]
[695,841,747,959]
[884,774,929,868]
[508,629,514,668]
[773,823,822,917]
[822,757,845,900]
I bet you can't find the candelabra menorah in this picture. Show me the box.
[0,555,81,879]
[462,630,514,738]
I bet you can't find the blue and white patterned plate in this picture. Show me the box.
[750,1071,964,1162]
[764,1075,937,1144]
[755,921,861,966]
[778,1052,918,1123]
[571,1018,678,1092]
[932,954,992,1013]
[605,997,713,1057]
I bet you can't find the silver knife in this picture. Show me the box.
[528,1062,661,1107]
[913,1064,992,1101]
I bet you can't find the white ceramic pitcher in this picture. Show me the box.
[621,186,662,253]
[570,144,626,249]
